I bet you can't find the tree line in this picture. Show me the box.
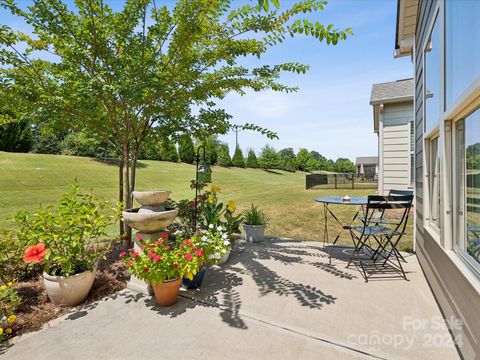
[0,121,354,173]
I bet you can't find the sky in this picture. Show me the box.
[1,0,413,161]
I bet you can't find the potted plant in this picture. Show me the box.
[242,204,269,242]
[17,182,120,307]
[121,234,203,306]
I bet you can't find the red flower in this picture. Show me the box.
[150,247,155,253]
[156,239,163,245]
[143,268,149,273]
[140,245,146,251]
[173,263,179,269]
[147,253,154,259]
[195,249,204,257]
[179,243,185,247]
[164,245,171,250]
[191,201,196,207]
[185,253,193,261]
[199,194,207,200]
[127,261,133,266]
[160,233,169,239]
[184,239,192,245]
[23,244,48,264]
[136,234,144,241]
[132,252,139,258]
[153,255,162,263]
[119,251,126,258]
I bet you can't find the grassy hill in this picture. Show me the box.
[0,151,412,251]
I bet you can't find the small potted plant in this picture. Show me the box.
[121,233,203,306]
[242,204,269,242]
[18,182,120,307]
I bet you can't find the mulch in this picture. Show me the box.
[11,244,129,337]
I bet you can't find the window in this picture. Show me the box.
[446,0,480,109]
[455,109,480,269]
[424,15,441,134]
[428,136,441,230]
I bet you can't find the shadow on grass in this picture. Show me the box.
[263,169,284,175]
[93,157,149,169]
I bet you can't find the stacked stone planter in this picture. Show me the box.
[122,190,178,295]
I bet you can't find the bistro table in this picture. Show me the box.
[314,196,368,264]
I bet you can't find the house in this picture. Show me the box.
[355,156,378,180]
[396,0,480,357]
[370,79,414,195]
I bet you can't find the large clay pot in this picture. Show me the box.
[243,224,266,242]
[182,265,207,289]
[43,269,96,307]
[152,278,181,307]
[217,247,231,265]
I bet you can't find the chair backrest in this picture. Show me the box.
[388,189,414,197]
[364,195,414,233]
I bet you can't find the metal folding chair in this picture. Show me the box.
[347,195,413,282]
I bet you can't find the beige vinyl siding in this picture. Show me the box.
[380,102,412,194]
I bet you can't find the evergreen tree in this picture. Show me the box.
[0,118,32,153]
[217,143,232,167]
[159,141,179,162]
[232,146,245,168]
[246,149,258,168]
[259,145,281,169]
[178,134,195,164]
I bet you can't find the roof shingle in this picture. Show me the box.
[370,78,414,105]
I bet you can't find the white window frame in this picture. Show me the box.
[422,4,443,242]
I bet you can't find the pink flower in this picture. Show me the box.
[136,234,144,241]
[191,201,196,207]
[160,233,169,239]
[23,244,48,264]
[185,253,193,261]
[153,255,162,263]
[132,252,139,258]
[150,247,155,253]
[179,243,185,247]
[164,245,171,250]
[156,239,163,245]
[194,249,203,257]
[119,251,126,258]
[147,253,154,259]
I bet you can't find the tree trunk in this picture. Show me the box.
[123,146,133,247]
[119,155,125,239]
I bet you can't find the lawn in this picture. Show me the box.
[0,151,413,251]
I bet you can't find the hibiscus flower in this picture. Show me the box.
[23,244,48,264]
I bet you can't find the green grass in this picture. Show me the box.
[0,151,413,251]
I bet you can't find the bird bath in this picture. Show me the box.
[122,190,178,294]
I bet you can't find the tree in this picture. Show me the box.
[217,143,232,167]
[178,134,195,164]
[246,149,258,168]
[279,147,296,159]
[202,136,219,165]
[0,118,32,153]
[296,148,313,171]
[259,144,281,169]
[335,158,356,173]
[232,146,245,168]
[159,140,179,163]
[0,0,351,241]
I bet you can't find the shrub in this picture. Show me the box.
[245,149,258,168]
[31,130,64,154]
[0,118,32,153]
[282,157,297,172]
[178,134,195,164]
[217,143,232,167]
[232,146,245,168]
[0,282,20,342]
[139,141,161,160]
[159,141,179,162]
[0,229,30,284]
[305,158,320,172]
[61,130,115,158]
[15,181,121,276]
[259,145,281,169]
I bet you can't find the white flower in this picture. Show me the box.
[217,226,223,232]
[223,240,230,246]
[201,236,208,242]
[174,230,182,235]
[222,233,228,239]
[208,224,214,229]
[208,254,215,259]
[214,253,221,259]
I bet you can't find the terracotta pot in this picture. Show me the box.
[217,247,231,265]
[152,278,181,307]
[43,269,96,307]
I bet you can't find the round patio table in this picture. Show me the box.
[314,196,368,264]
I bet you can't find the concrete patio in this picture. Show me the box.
[4,239,460,360]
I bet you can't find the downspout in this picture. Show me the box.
[378,103,385,195]
[412,37,417,253]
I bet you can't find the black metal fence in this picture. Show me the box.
[306,173,378,190]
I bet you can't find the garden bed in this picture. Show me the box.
[11,244,128,338]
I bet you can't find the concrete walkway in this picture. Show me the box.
[3,240,460,360]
